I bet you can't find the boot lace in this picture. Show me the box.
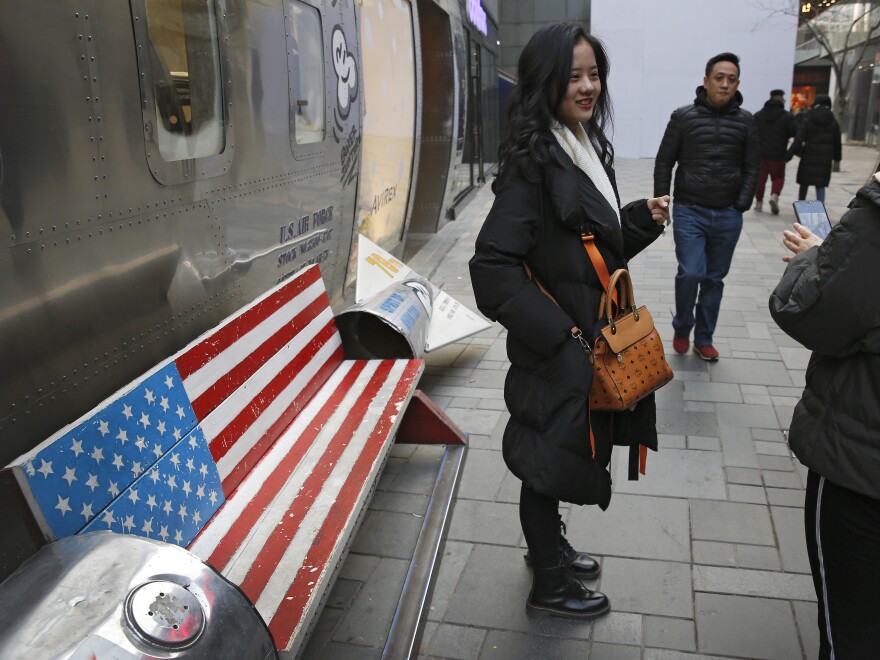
[558,519,577,563]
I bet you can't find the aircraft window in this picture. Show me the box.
[287,1,325,144]
[144,0,225,161]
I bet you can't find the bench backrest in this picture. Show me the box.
[7,266,342,546]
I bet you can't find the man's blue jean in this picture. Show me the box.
[672,202,743,346]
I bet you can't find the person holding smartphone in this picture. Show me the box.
[769,168,880,659]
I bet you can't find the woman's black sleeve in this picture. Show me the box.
[469,177,576,357]
[620,199,664,260]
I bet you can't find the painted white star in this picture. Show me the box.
[123,515,136,532]
[85,473,99,492]
[141,518,154,535]
[61,466,77,487]
[199,463,209,478]
[176,405,186,420]
[164,374,174,389]
[193,510,202,525]
[144,388,155,405]
[37,459,53,478]
[97,420,110,436]
[70,439,84,457]
[55,495,71,516]
[209,490,218,506]
[188,435,199,450]
[170,453,181,470]
[196,484,205,500]
[172,427,181,441]
[185,458,195,472]
[167,475,178,491]
[149,469,161,484]
[139,412,150,429]
[158,525,170,542]
[127,489,140,505]
[130,461,143,478]
[174,529,184,544]
[177,504,188,523]
[163,500,173,515]
[122,403,133,420]
[182,480,192,497]
[146,494,157,511]
[112,453,124,471]
[91,447,104,464]
[160,396,170,413]
[135,436,146,452]
[101,509,115,526]
[80,502,94,520]
[116,428,129,444]
[156,420,166,436]
[152,443,163,459]
[108,480,120,497]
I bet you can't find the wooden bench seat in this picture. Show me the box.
[4,264,461,655]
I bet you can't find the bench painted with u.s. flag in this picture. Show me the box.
[5,264,465,655]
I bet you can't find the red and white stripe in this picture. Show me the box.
[173,266,344,494]
[188,357,423,651]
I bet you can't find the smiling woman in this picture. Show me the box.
[469,21,669,621]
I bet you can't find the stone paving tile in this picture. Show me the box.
[695,593,802,659]
[592,612,643,646]
[715,402,780,429]
[423,623,487,660]
[728,484,767,504]
[686,436,720,451]
[568,493,691,562]
[349,509,425,559]
[683,381,741,403]
[735,544,782,571]
[793,600,821,659]
[771,505,812,574]
[456,448,507,501]
[693,565,815,601]
[767,487,805,508]
[613,448,726,500]
[720,426,759,468]
[758,454,798,472]
[600,557,693,617]
[691,500,775,545]
[692,541,736,567]
[426,541,473,623]
[447,499,522,546]
[478,630,591,659]
[645,616,697,652]
[725,466,762,486]
[588,643,642,659]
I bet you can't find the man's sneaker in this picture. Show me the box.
[693,344,719,361]
[754,200,763,212]
[769,194,779,215]
[672,337,689,354]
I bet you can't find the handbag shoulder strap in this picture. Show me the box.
[581,230,617,306]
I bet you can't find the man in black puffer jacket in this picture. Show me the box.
[753,89,797,214]
[654,52,760,362]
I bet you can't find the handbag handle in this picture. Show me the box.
[604,269,639,332]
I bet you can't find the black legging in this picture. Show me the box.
[805,470,880,659]
[520,483,559,569]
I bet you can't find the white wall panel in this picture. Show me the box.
[592,0,798,159]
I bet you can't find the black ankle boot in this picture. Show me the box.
[559,518,601,579]
[523,518,602,578]
[527,564,610,619]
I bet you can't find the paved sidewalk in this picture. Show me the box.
[302,145,878,660]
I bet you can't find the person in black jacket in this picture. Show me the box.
[654,52,760,361]
[787,94,842,202]
[753,89,797,214]
[469,22,668,620]
[770,170,880,659]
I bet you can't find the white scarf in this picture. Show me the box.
[550,121,620,225]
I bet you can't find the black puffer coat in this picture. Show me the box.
[769,177,880,500]
[654,87,760,211]
[754,98,796,160]
[787,105,842,187]
[470,140,663,509]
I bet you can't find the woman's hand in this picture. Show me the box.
[647,196,671,226]
[782,222,823,262]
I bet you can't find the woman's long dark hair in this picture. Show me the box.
[494,22,614,192]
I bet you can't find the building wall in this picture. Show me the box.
[497,0,591,75]
[592,0,798,159]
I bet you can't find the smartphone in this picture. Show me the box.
[792,200,833,240]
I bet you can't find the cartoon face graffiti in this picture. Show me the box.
[331,26,358,121]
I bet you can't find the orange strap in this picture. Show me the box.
[589,426,596,458]
[640,444,648,476]
[581,231,618,306]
